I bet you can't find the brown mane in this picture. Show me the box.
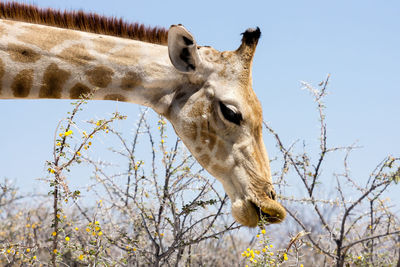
[0,2,168,45]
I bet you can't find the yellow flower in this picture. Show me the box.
[133,248,137,251]
[96,121,101,126]
[26,224,31,228]
[84,145,88,150]
[59,133,63,137]
[82,131,88,138]
[86,228,90,232]
[256,234,260,238]
[52,232,57,236]
[98,231,103,236]
[270,252,274,256]
[26,248,31,252]
[357,256,362,260]
[79,254,84,260]
[95,226,100,231]
[53,249,58,254]
[33,256,37,260]
[6,249,10,253]
[88,142,92,146]
[161,139,165,144]
[65,236,70,241]
[56,142,61,146]
[283,253,288,261]
[64,130,73,136]
[262,248,266,253]
[261,229,266,234]
[160,233,164,237]
[270,244,273,248]
[95,221,99,225]
[56,214,60,219]
[50,169,55,174]
[254,260,257,263]
[300,265,304,267]
[255,250,260,255]
[77,151,81,156]
[31,224,36,229]
[75,227,79,231]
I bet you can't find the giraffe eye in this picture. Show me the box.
[219,102,242,125]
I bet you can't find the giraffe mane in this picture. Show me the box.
[0,1,168,45]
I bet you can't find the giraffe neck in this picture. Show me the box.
[0,19,187,114]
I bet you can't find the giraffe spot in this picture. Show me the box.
[58,44,94,66]
[11,69,34,97]
[109,44,140,66]
[184,121,198,141]
[199,154,210,167]
[7,44,41,63]
[0,59,4,94]
[92,37,116,54]
[86,66,114,88]
[70,83,91,99]
[18,25,81,51]
[212,164,229,175]
[120,72,141,90]
[188,101,204,117]
[216,140,228,161]
[104,94,127,101]
[195,146,202,153]
[39,63,71,98]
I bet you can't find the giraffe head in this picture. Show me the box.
[165,25,286,227]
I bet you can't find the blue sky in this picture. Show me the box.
[1,1,399,204]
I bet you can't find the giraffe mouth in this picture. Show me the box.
[250,200,285,224]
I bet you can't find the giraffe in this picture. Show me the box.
[0,2,285,227]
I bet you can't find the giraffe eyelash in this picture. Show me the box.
[219,101,242,126]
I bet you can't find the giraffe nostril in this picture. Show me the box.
[266,190,276,200]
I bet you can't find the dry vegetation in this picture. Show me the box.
[0,77,399,266]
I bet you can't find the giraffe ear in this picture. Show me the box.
[168,25,201,73]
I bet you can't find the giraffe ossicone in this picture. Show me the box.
[0,2,286,227]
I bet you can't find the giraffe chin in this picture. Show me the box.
[231,198,286,227]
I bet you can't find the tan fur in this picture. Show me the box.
[58,44,94,66]
[18,25,81,51]
[109,45,140,66]
[92,37,115,54]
